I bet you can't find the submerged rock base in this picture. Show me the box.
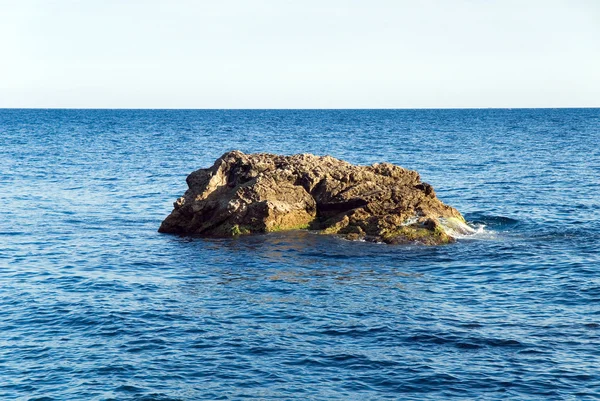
[159,151,468,244]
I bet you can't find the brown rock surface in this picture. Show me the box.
[159,151,468,244]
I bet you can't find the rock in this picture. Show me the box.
[159,151,468,244]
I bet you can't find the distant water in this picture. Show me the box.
[1,109,600,400]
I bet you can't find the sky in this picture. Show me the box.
[0,0,598,108]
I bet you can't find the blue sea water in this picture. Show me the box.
[1,108,599,400]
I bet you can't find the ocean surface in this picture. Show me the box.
[1,108,599,400]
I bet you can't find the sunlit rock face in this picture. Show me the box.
[159,151,466,244]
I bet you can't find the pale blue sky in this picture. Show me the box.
[1,0,598,108]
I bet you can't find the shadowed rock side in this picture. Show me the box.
[159,151,468,244]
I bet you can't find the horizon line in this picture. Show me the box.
[1,107,599,111]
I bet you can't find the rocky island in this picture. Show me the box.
[159,151,472,244]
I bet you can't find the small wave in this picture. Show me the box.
[466,213,520,228]
[437,217,501,241]
[439,217,490,239]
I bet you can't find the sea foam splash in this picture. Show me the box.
[439,217,489,239]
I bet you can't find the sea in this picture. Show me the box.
[1,108,599,400]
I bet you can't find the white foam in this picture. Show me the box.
[439,217,494,240]
[401,216,420,226]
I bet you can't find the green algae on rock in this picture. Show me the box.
[159,151,468,245]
